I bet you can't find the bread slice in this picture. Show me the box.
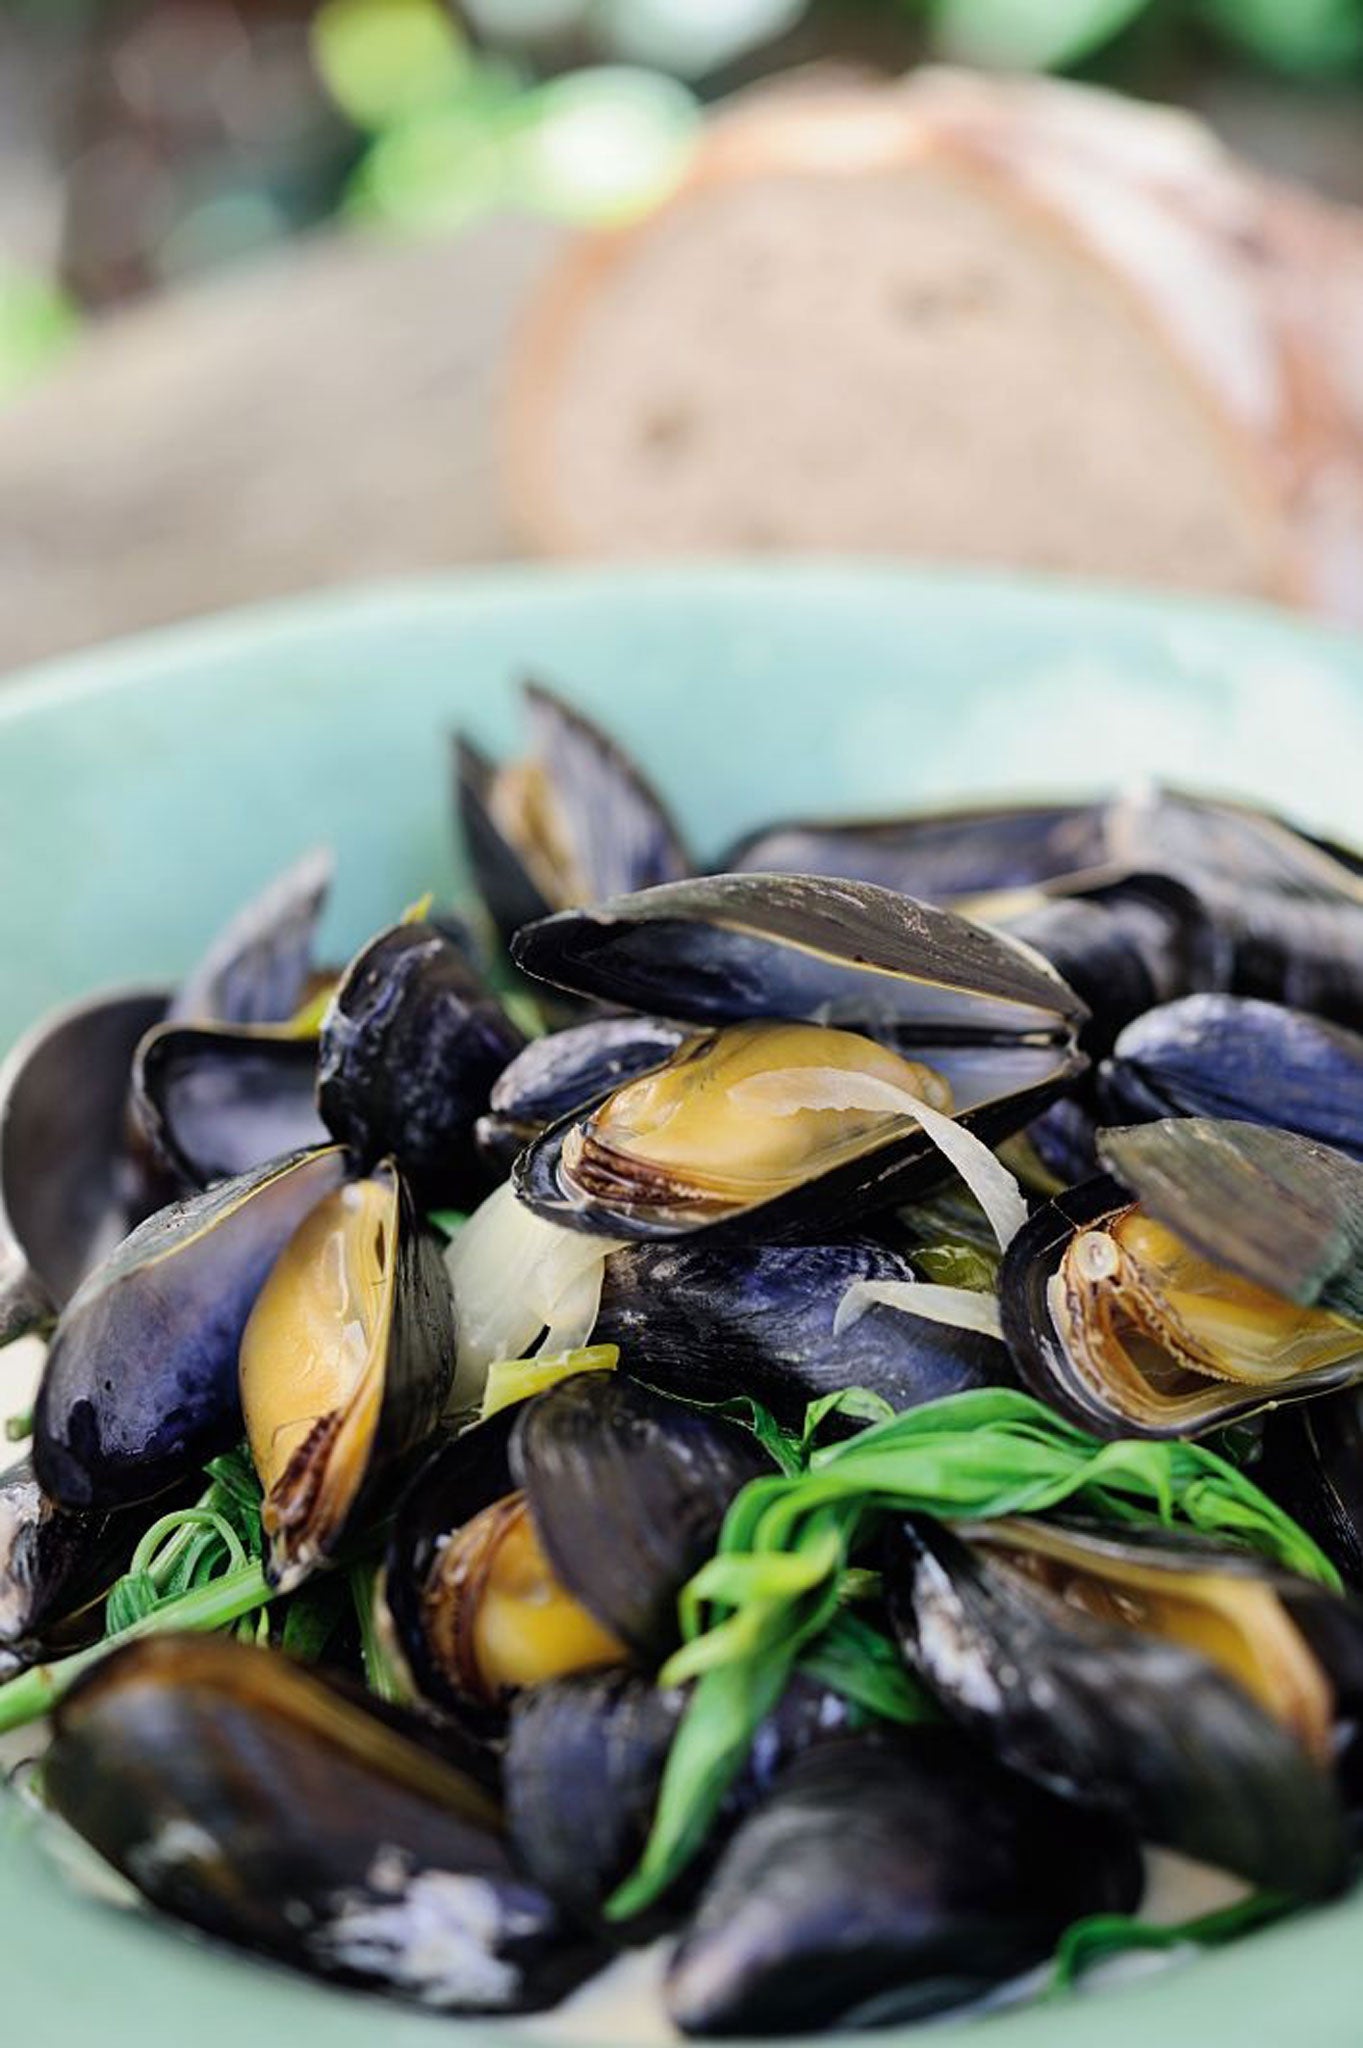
[506,71,1363,617]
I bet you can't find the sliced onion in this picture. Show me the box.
[729,1066,1029,1249]
[834,1279,1005,1343]
[445,1183,626,1408]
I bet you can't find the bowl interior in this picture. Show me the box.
[2,561,1362,2048]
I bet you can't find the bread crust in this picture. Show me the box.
[506,72,1363,616]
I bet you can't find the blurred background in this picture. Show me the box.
[1,0,1362,665]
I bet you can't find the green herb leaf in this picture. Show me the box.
[797,1386,896,1459]
[426,1208,468,1239]
[0,1561,273,1735]
[4,1408,33,1445]
[607,1388,1335,1921]
[798,1609,939,1727]
[910,1241,1000,1292]
[1049,1891,1295,1993]
[103,1572,161,1635]
[280,1576,350,1664]
[350,1563,408,1705]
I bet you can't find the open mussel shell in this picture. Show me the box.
[511,1373,772,1662]
[1097,1119,1363,1321]
[34,1145,348,1511]
[1101,996,1363,1159]
[512,872,1087,1041]
[476,1016,686,1174]
[317,920,525,1210]
[385,1375,770,1713]
[0,1458,148,1678]
[383,1406,519,1718]
[455,682,692,950]
[241,1161,455,1592]
[594,1239,1012,1427]
[131,1022,327,1189]
[721,800,1109,902]
[886,1515,1357,1896]
[1000,1120,1363,1438]
[170,845,334,1027]
[665,1728,1140,2038]
[0,986,168,1343]
[45,1633,601,2012]
[505,1669,856,1940]
[515,1017,1082,1245]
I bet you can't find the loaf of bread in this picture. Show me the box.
[506,69,1363,620]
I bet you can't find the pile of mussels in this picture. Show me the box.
[6,683,1363,2035]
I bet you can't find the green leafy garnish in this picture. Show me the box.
[910,1241,1000,1292]
[797,1608,938,1727]
[481,1343,619,1419]
[4,1408,33,1445]
[607,1387,1335,1919]
[349,1562,408,1705]
[1049,1892,1295,1992]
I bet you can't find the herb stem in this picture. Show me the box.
[0,1561,272,1734]
[350,1564,406,1705]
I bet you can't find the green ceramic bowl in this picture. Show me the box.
[2,563,1362,2048]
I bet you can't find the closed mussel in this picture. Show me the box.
[45,1633,601,2012]
[722,799,1109,902]
[1101,995,1363,1158]
[241,1161,455,1590]
[1001,1118,1363,1437]
[455,680,692,950]
[593,1238,1012,1427]
[512,874,1085,1241]
[505,1669,856,1938]
[317,920,526,1209]
[665,1728,1140,2037]
[385,1374,770,1712]
[476,1016,686,1174]
[1259,1389,1363,1594]
[887,1515,1360,1896]
[34,1145,348,1510]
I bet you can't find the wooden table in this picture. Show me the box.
[0,214,563,673]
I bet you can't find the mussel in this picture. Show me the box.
[34,1146,348,1509]
[131,1023,327,1189]
[317,920,526,1210]
[385,1374,770,1712]
[665,1729,1141,2036]
[45,1633,601,2011]
[476,1016,686,1173]
[512,875,1085,1242]
[505,1669,855,1937]
[1001,1118,1363,1437]
[886,1515,1360,1896]
[593,1238,1012,1426]
[0,850,334,1345]
[0,987,167,1342]
[1259,1390,1363,1594]
[1101,994,1363,1157]
[989,871,1211,1053]
[240,1163,456,1591]
[0,1458,144,1678]
[455,681,692,951]
[169,845,334,1027]
[722,800,1109,902]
